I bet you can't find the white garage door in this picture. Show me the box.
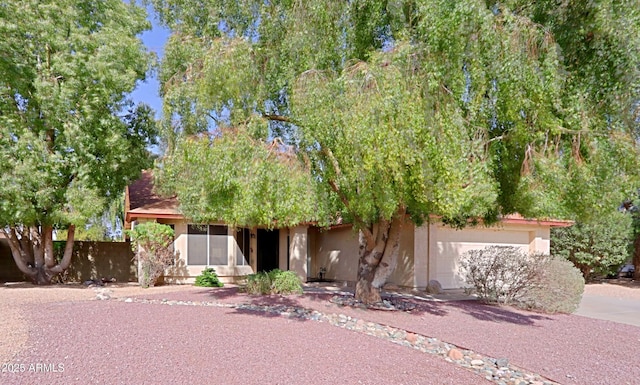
[432,226,530,289]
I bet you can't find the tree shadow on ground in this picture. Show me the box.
[382,295,450,317]
[444,300,553,326]
[229,294,312,322]
[194,286,246,300]
[123,284,553,327]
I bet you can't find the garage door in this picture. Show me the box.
[432,226,530,289]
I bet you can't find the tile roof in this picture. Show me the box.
[125,170,182,225]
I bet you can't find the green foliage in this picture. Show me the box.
[127,222,175,288]
[0,0,156,229]
[194,268,224,287]
[519,256,585,314]
[151,0,640,233]
[159,127,324,228]
[551,213,633,280]
[127,222,174,256]
[244,269,303,295]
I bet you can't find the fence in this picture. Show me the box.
[0,240,136,283]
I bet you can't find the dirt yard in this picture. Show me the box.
[0,282,193,363]
[1,280,638,384]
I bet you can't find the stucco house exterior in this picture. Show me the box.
[125,171,572,289]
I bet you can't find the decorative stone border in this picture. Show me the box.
[113,295,558,385]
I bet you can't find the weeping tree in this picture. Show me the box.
[151,0,640,303]
[159,126,322,228]
[0,0,157,284]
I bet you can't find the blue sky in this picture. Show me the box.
[129,8,170,118]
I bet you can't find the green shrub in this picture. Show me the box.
[458,246,541,304]
[244,269,303,295]
[519,256,585,314]
[551,212,632,280]
[195,268,224,287]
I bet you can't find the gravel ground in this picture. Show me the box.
[1,282,638,385]
[0,283,197,364]
[3,299,489,385]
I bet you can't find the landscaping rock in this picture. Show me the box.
[426,280,443,294]
[496,358,509,368]
[448,348,464,360]
[113,294,559,385]
[94,288,112,301]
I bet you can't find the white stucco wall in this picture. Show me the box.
[427,222,552,289]
[288,226,308,280]
[312,224,415,287]
[313,226,359,282]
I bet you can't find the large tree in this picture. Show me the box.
[0,0,157,284]
[152,0,640,303]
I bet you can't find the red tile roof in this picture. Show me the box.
[124,170,183,227]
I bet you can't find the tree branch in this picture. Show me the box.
[49,225,75,273]
[1,227,36,276]
[263,114,294,124]
[327,179,374,245]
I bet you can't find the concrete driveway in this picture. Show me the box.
[575,284,640,327]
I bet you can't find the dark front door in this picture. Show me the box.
[257,229,279,272]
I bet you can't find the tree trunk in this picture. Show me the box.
[0,225,76,285]
[354,208,405,304]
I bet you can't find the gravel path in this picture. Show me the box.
[2,282,638,385]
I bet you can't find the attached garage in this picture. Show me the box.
[311,215,571,291]
[430,225,534,289]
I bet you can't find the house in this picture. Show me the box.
[125,171,572,289]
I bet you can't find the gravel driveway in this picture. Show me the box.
[1,282,638,385]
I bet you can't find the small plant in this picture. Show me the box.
[519,256,585,313]
[195,267,224,287]
[244,269,303,295]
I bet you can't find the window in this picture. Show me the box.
[236,228,250,266]
[187,224,229,265]
[208,225,228,265]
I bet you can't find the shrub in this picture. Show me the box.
[195,268,224,287]
[126,222,175,288]
[519,256,585,313]
[244,269,303,295]
[459,246,585,313]
[551,212,633,280]
[458,246,541,304]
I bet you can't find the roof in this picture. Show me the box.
[123,171,573,230]
[124,170,183,227]
[325,213,572,231]
[499,213,573,227]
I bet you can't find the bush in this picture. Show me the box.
[195,268,224,287]
[126,222,175,288]
[458,246,541,304]
[519,256,585,313]
[244,269,303,295]
[551,213,633,280]
[459,246,585,313]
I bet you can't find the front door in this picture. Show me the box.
[257,229,279,272]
